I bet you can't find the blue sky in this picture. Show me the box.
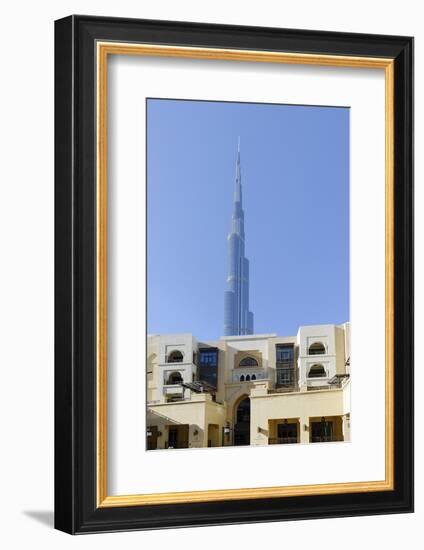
[147,98,349,340]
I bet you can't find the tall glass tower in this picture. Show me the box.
[224,140,254,336]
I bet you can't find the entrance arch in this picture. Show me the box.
[234,396,250,446]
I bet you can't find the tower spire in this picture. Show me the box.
[223,139,254,336]
[234,137,242,208]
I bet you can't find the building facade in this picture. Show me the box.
[223,140,254,336]
[146,323,351,450]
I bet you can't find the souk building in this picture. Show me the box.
[146,323,351,450]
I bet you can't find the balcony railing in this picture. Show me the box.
[306,378,330,389]
[307,374,349,390]
[163,384,184,396]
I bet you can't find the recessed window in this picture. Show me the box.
[308,342,326,355]
[276,344,294,365]
[198,347,218,389]
[167,350,183,363]
[200,351,217,364]
[239,356,258,367]
[308,364,326,378]
[240,375,245,382]
[167,371,183,384]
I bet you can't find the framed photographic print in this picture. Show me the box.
[54,15,414,533]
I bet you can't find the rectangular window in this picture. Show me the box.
[276,344,295,387]
[198,348,218,389]
[276,368,294,386]
[276,344,294,365]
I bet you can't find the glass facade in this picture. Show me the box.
[198,348,218,389]
[276,344,295,387]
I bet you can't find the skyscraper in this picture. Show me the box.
[224,139,254,336]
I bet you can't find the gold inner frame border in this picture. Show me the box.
[96,41,394,507]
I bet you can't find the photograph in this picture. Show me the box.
[146,98,351,450]
[51,11,413,535]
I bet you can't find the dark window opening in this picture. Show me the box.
[234,397,250,446]
[166,425,189,449]
[198,347,218,389]
[308,342,326,355]
[167,371,183,384]
[311,420,335,442]
[239,356,258,367]
[308,364,326,378]
[269,422,298,444]
[167,350,184,363]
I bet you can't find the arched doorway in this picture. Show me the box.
[234,396,250,446]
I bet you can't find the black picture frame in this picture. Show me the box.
[55,14,414,534]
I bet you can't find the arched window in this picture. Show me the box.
[308,364,326,378]
[246,374,251,382]
[308,342,326,355]
[167,371,183,384]
[251,374,256,381]
[168,350,183,363]
[240,375,245,382]
[239,356,258,367]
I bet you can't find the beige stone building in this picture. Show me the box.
[146,323,350,450]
